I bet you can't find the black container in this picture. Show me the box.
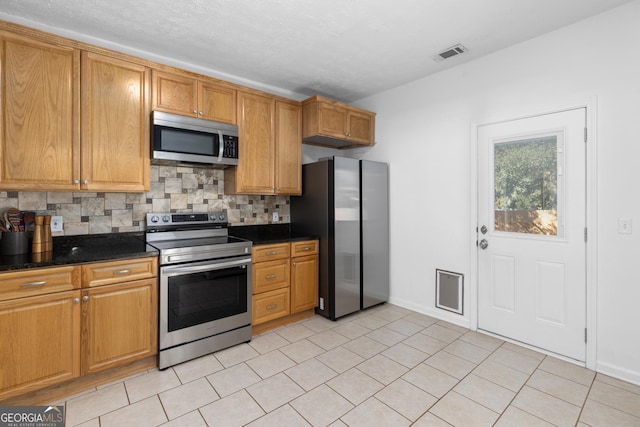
[0,231,29,255]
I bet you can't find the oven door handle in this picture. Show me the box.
[162,257,252,275]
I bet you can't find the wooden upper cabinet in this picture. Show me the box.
[81,52,150,192]
[317,102,349,139]
[275,100,302,195]
[199,81,236,124]
[152,70,197,116]
[346,110,375,145]
[225,91,275,194]
[0,32,80,191]
[302,95,375,148]
[152,69,236,124]
[226,95,302,195]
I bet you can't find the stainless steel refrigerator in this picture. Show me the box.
[291,156,389,320]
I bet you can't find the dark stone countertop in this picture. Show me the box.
[229,224,316,246]
[0,225,315,272]
[0,232,157,272]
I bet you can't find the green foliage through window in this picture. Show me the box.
[494,136,557,211]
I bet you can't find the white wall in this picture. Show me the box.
[352,1,640,385]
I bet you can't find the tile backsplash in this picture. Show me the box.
[0,164,290,236]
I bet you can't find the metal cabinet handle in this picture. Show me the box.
[266,304,277,310]
[479,239,489,250]
[82,179,88,185]
[292,262,296,266]
[265,251,278,256]
[73,298,80,304]
[301,247,311,251]
[193,109,198,114]
[73,179,80,184]
[114,269,132,276]
[82,295,89,302]
[20,281,46,288]
[199,111,204,115]
[265,274,277,279]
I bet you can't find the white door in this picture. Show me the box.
[477,108,586,361]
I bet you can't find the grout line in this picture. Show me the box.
[57,306,639,426]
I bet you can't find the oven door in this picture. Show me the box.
[159,256,252,350]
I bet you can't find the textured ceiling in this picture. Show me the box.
[0,0,633,102]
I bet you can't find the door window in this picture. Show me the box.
[492,133,563,238]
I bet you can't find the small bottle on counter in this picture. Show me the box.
[43,215,52,252]
[32,215,45,253]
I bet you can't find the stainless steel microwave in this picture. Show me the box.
[152,111,239,167]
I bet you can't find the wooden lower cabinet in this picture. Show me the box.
[253,259,290,294]
[251,240,318,331]
[0,257,158,402]
[252,287,290,325]
[0,290,81,400]
[291,254,319,313]
[81,278,157,375]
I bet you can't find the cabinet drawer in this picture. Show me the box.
[0,266,81,301]
[252,287,290,325]
[291,240,318,257]
[82,257,157,288]
[253,259,290,294]
[252,242,290,263]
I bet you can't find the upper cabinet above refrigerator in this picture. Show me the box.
[301,96,375,149]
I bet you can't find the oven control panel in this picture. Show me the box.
[147,211,227,226]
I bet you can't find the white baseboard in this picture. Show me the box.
[387,296,471,330]
[596,361,640,387]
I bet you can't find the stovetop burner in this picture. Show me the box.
[145,212,251,265]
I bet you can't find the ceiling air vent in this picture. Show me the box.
[434,44,468,61]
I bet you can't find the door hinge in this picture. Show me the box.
[584,228,588,243]
[585,328,588,343]
[584,127,587,143]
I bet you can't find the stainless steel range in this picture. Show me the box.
[145,212,252,369]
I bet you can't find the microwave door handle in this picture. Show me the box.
[218,131,224,162]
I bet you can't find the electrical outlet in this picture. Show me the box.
[51,216,63,232]
[272,211,279,222]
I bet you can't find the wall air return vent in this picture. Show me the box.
[435,269,463,314]
[433,44,468,61]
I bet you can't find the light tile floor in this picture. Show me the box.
[57,304,640,426]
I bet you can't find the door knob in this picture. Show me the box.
[480,225,488,234]
[479,239,489,250]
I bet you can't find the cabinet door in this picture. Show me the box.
[81,278,157,375]
[226,91,275,194]
[317,102,348,139]
[199,81,236,124]
[0,33,80,191]
[0,290,80,400]
[152,70,197,116]
[290,255,319,313]
[275,101,302,195]
[81,52,150,192]
[347,110,375,145]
